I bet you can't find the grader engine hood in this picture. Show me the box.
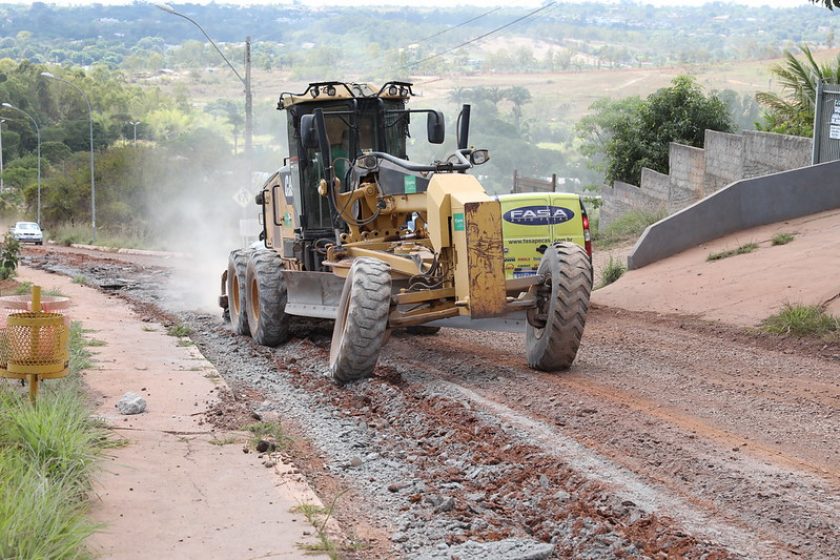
[426,174,507,318]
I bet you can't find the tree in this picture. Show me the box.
[756,45,840,137]
[811,0,840,9]
[577,76,733,186]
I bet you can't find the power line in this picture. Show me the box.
[398,2,557,71]
[410,7,501,46]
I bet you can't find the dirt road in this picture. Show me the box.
[23,245,840,559]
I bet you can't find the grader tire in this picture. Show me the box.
[526,242,592,371]
[227,249,250,336]
[245,250,290,347]
[330,258,391,383]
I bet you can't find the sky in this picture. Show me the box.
[16,0,818,7]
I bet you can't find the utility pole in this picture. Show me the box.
[0,119,4,193]
[244,37,252,156]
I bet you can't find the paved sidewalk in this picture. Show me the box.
[17,266,324,560]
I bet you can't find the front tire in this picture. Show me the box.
[245,250,290,347]
[227,249,250,336]
[329,258,391,383]
[526,242,592,371]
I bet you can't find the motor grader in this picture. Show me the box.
[220,81,592,382]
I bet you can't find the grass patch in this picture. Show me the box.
[598,255,626,288]
[72,275,89,286]
[0,319,105,558]
[771,232,794,246]
[707,242,759,261]
[595,208,667,248]
[14,281,32,295]
[166,324,192,338]
[176,339,194,347]
[245,421,292,450]
[49,223,162,250]
[141,326,156,332]
[292,495,345,560]
[761,304,840,337]
[12,282,63,297]
[208,435,239,446]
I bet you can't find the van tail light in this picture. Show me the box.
[582,214,592,258]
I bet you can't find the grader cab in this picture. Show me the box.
[220,81,592,382]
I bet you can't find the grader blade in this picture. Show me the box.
[283,271,346,319]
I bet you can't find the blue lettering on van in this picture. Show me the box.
[503,205,575,226]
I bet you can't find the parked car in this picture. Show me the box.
[10,221,43,245]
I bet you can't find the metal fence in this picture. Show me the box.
[812,81,840,164]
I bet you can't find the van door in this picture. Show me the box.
[498,194,553,278]
[546,193,585,251]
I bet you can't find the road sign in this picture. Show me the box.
[233,187,252,208]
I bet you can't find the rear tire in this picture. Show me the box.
[330,258,391,383]
[227,249,250,336]
[245,250,290,347]
[526,242,592,371]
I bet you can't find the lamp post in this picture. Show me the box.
[155,3,252,156]
[1,104,40,224]
[40,71,96,241]
[0,118,5,193]
[129,120,141,143]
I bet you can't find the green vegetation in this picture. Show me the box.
[72,275,88,286]
[166,324,192,338]
[761,304,840,336]
[578,76,733,186]
[292,492,346,560]
[595,208,666,248]
[208,435,239,446]
[772,232,795,246]
[0,321,105,559]
[245,421,291,451]
[756,46,840,136]
[707,242,759,261]
[0,234,21,280]
[599,256,626,288]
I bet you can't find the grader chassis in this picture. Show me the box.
[221,81,592,382]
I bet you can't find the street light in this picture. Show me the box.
[129,120,141,144]
[154,3,252,156]
[1,104,41,224]
[40,71,96,241]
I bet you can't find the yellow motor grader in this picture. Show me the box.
[220,81,592,382]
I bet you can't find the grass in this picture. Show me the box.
[72,275,89,286]
[244,421,292,450]
[166,324,192,338]
[598,255,626,288]
[292,493,346,560]
[595,208,667,248]
[49,223,162,250]
[707,242,759,261]
[0,320,106,559]
[12,282,64,297]
[761,304,840,337]
[208,435,239,446]
[772,232,795,246]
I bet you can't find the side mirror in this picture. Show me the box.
[457,104,471,150]
[470,149,490,165]
[300,114,318,149]
[427,110,445,144]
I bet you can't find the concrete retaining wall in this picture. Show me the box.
[704,130,744,195]
[668,143,705,212]
[743,131,812,178]
[627,160,840,269]
[640,167,670,202]
[600,180,665,229]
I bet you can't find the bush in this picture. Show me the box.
[599,255,626,288]
[761,304,839,337]
[0,233,21,279]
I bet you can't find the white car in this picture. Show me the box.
[10,221,43,245]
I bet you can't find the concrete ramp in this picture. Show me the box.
[628,160,840,269]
